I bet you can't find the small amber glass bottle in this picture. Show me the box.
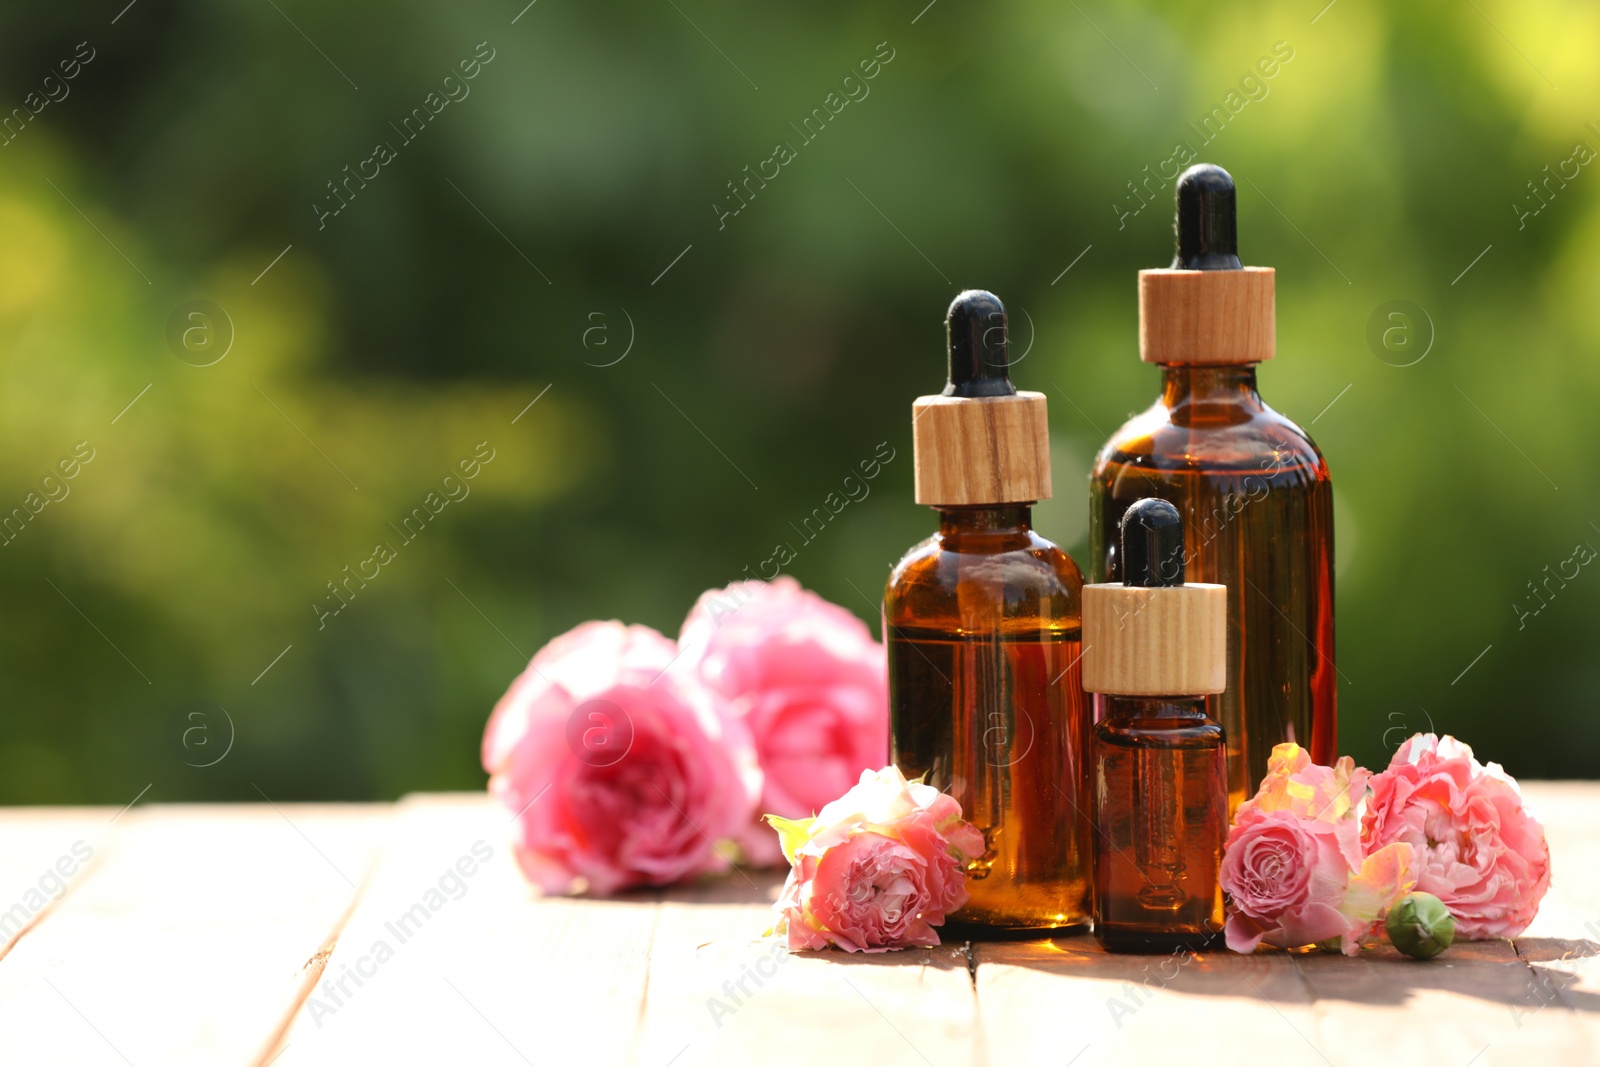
[1090,164,1335,812]
[1084,498,1227,953]
[884,290,1091,934]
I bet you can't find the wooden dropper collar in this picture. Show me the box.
[911,290,1051,507]
[1083,498,1226,697]
[1139,163,1275,366]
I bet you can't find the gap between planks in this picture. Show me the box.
[0,807,122,966]
[251,837,390,1067]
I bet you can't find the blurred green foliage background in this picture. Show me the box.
[0,0,1595,803]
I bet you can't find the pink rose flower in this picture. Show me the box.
[1221,744,1415,956]
[482,621,761,896]
[1363,734,1550,939]
[770,766,985,953]
[679,578,888,866]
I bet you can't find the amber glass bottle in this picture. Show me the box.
[1085,499,1227,953]
[1090,164,1335,811]
[885,290,1091,933]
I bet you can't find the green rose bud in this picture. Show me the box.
[1386,892,1456,959]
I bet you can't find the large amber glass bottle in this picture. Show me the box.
[1089,165,1336,811]
[885,290,1091,933]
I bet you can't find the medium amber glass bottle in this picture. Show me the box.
[1090,164,1336,812]
[1085,498,1227,953]
[884,290,1091,934]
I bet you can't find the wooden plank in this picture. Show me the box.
[1511,938,1600,1049]
[0,806,119,958]
[268,794,659,1067]
[275,794,977,1067]
[1514,783,1600,1057]
[1521,783,1600,941]
[0,803,386,1067]
[0,781,1584,1065]
[974,938,1327,1066]
[1294,938,1593,1065]
[635,879,977,1067]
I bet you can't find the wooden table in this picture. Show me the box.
[1,784,1594,1066]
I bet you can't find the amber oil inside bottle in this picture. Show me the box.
[1093,693,1226,952]
[886,504,1091,933]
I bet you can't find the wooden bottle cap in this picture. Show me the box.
[1139,165,1275,365]
[1082,582,1227,696]
[912,290,1051,506]
[1138,266,1275,365]
[912,392,1051,505]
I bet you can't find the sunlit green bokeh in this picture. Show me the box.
[0,0,1594,802]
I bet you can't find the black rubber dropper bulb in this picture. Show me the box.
[1120,497,1185,588]
[1172,164,1243,271]
[942,289,1017,398]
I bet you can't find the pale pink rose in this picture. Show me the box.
[1363,734,1550,939]
[1221,744,1415,955]
[482,621,761,896]
[679,578,888,866]
[770,766,985,953]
